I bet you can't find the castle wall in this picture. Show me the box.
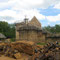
[16,24,24,40]
[18,30,38,41]
[37,32,45,43]
[16,30,19,40]
[46,37,60,43]
[28,31,38,42]
[17,30,46,43]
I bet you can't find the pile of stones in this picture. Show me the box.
[0,41,60,60]
[33,42,60,60]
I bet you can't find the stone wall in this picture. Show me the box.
[37,32,45,43]
[46,37,60,43]
[16,23,24,40]
[18,30,38,41]
[16,30,19,40]
[15,16,42,42]
[16,30,45,43]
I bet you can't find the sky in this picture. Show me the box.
[0,0,60,26]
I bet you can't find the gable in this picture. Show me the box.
[29,16,41,28]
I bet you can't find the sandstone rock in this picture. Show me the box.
[14,53,21,59]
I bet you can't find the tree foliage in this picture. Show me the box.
[0,21,15,38]
[43,25,60,33]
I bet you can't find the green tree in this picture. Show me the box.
[43,24,60,33]
[0,21,15,38]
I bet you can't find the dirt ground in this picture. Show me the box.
[0,56,16,60]
[0,53,31,60]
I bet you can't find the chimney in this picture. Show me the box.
[24,16,28,24]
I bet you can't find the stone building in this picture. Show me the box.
[15,16,47,43]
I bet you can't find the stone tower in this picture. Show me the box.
[15,16,46,43]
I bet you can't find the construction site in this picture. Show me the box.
[0,16,60,60]
[0,41,60,60]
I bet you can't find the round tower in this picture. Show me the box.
[24,16,28,24]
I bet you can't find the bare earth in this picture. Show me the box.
[0,56,16,60]
[0,54,30,60]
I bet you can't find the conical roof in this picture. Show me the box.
[29,16,41,28]
[0,33,6,39]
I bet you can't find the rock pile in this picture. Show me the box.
[0,41,60,60]
[33,42,60,60]
[0,41,36,59]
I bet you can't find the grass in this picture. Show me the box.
[58,43,60,45]
[10,38,15,42]
[37,42,60,45]
[37,43,46,45]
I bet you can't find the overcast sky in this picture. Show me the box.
[0,0,60,26]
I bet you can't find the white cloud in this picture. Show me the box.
[11,0,60,10]
[46,14,60,22]
[0,9,45,23]
[0,0,60,24]
[0,0,60,9]
[0,0,9,2]
[54,2,60,9]
[12,0,44,10]
[0,0,16,9]
[19,9,45,20]
[0,9,17,23]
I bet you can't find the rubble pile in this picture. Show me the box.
[0,41,37,59]
[33,42,60,60]
[11,41,36,55]
[0,41,60,60]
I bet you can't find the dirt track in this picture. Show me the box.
[0,54,30,60]
[0,56,16,60]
